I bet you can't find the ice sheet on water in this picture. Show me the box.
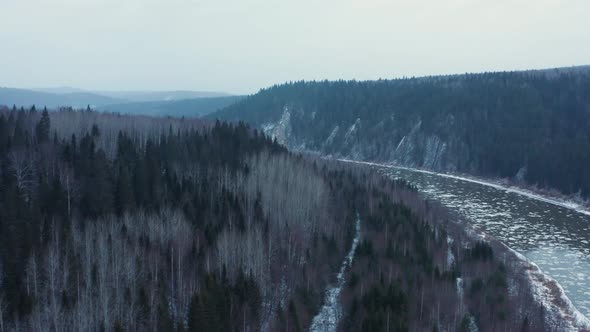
[337,158,590,329]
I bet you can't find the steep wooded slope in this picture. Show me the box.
[211,67,590,198]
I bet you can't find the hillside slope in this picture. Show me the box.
[93,89,231,102]
[211,66,590,198]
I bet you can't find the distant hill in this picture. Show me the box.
[31,87,89,94]
[92,90,231,102]
[1,87,235,112]
[32,87,231,102]
[99,95,244,117]
[0,87,124,108]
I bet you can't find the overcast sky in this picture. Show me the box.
[1,0,589,94]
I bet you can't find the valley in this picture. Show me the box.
[3,0,589,329]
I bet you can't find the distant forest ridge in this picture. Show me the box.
[0,87,235,116]
[97,95,244,117]
[211,64,590,199]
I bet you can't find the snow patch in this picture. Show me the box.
[395,135,407,151]
[261,108,291,146]
[392,120,422,166]
[343,118,361,145]
[447,236,455,269]
[324,125,340,146]
[423,135,447,169]
[310,214,361,332]
[465,315,479,332]
[515,166,527,183]
[456,277,464,311]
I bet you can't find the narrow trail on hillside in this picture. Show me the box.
[309,214,361,332]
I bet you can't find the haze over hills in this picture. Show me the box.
[0,87,125,109]
[32,87,232,102]
[211,65,590,199]
[0,86,235,116]
[31,87,89,94]
[93,90,232,102]
[98,95,243,117]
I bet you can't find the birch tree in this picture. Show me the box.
[8,150,36,201]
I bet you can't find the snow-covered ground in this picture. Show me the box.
[309,214,361,332]
[447,235,455,269]
[262,108,291,146]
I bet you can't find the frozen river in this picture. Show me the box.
[371,164,590,318]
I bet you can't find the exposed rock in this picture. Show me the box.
[423,135,447,170]
[262,108,291,146]
[323,125,340,148]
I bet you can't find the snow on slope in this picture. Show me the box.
[310,214,361,332]
[262,108,291,146]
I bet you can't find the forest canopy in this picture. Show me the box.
[212,69,590,198]
[0,107,572,331]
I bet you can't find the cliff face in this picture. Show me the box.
[260,110,462,170]
[261,108,474,174]
[212,68,590,198]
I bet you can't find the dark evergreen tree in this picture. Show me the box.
[35,108,50,143]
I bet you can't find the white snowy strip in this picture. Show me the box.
[310,214,361,332]
[337,159,590,217]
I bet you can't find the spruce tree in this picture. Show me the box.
[35,109,50,143]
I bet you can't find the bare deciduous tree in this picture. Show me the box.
[8,150,36,201]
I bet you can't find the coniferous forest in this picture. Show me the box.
[0,106,580,331]
[213,68,590,199]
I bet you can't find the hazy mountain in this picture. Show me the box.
[31,86,89,94]
[211,66,590,198]
[93,90,232,102]
[99,95,243,117]
[32,87,231,101]
[1,87,235,112]
[0,87,124,108]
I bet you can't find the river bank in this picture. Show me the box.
[339,159,590,217]
[458,217,590,331]
[338,158,590,331]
